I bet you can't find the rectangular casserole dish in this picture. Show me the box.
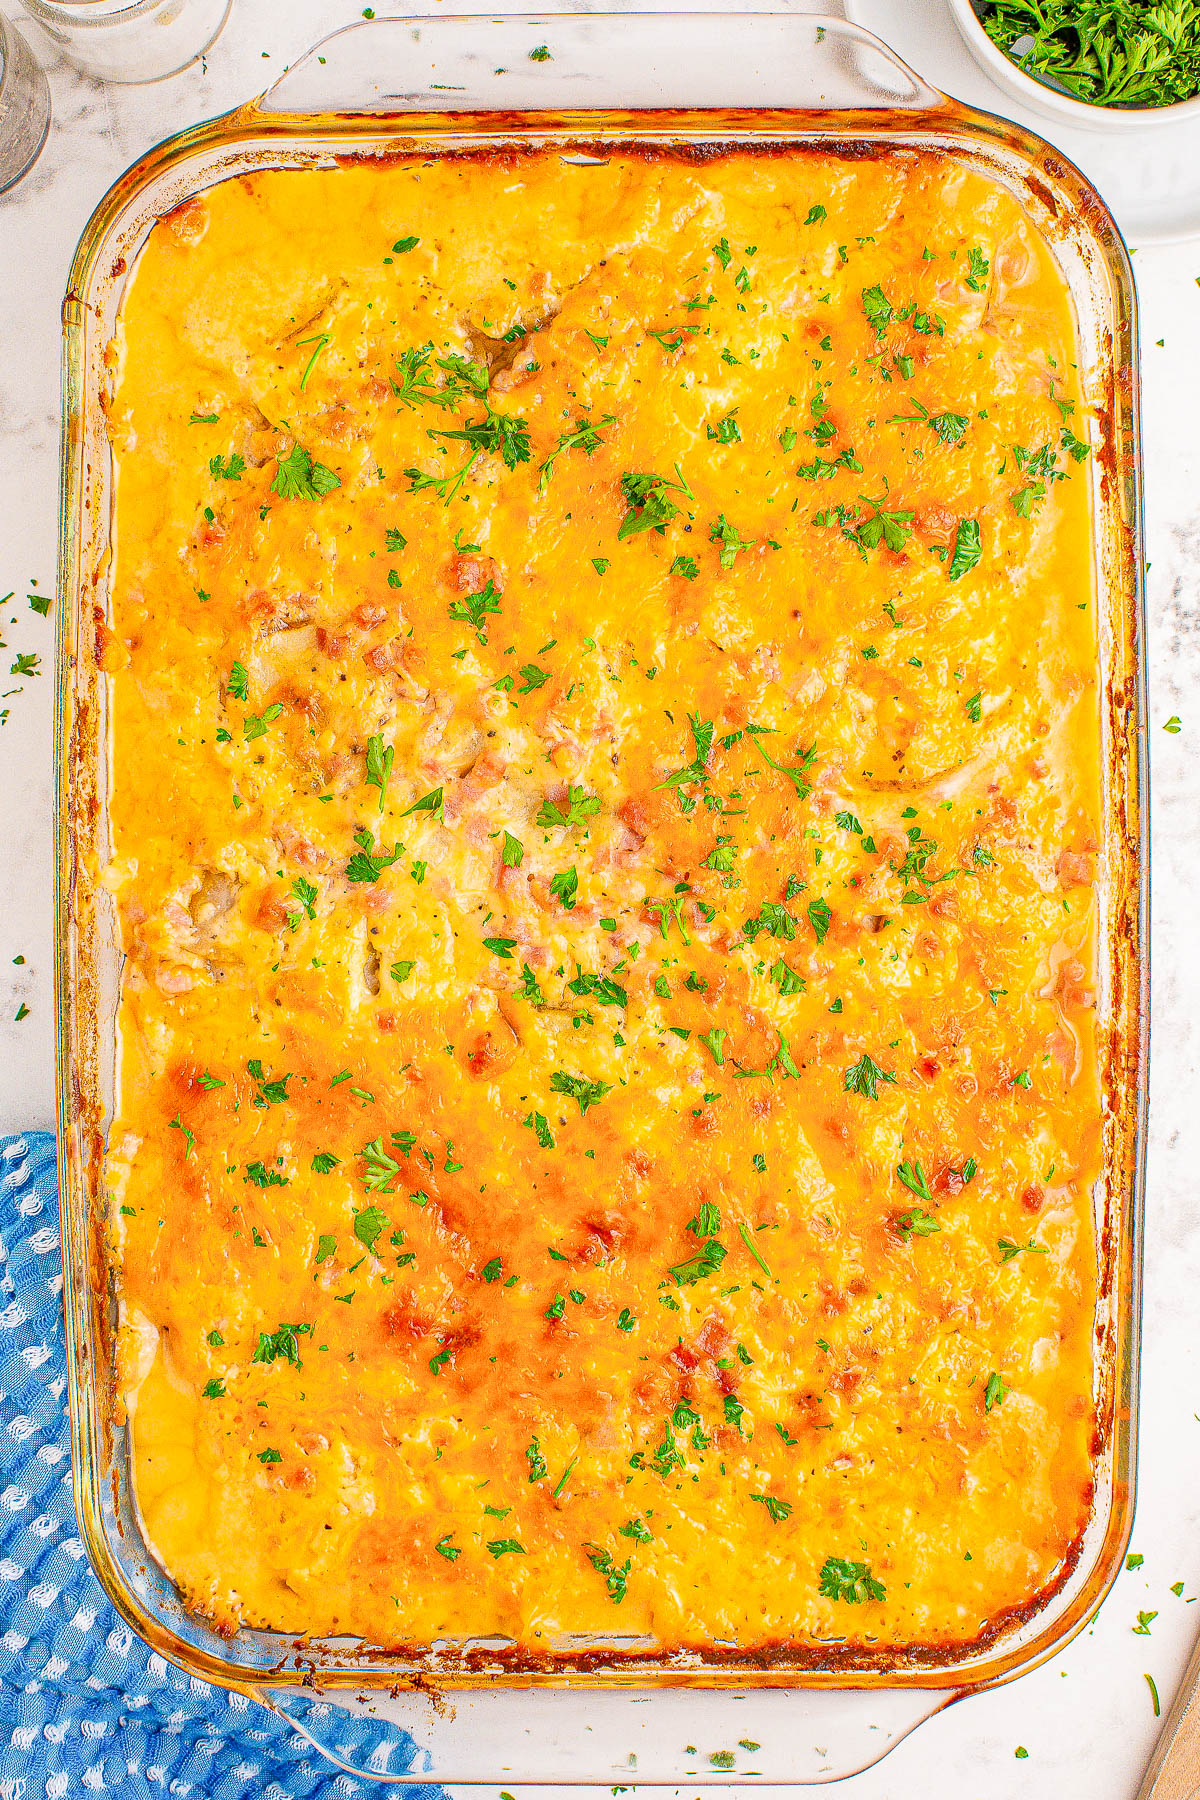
[54,10,1147,1786]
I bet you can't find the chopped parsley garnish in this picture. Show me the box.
[746,728,817,800]
[523,1108,555,1148]
[896,1159,933,1204]
[998,1236,1047,1263]
[964,246,990,291]
[550,1071,612,1115]
[568,969,628,1007]
[984,1371,1008,1411]
[771,959,805,996]
[359,1133,414,1194]
[751,1493,792,1523]
[888,396,969,444]
[448,578,502,642]
[862,284,894,335]
[658,714,713,793]
[169,1114,195,1159]
[797,445,863,481]
[252,1322,311,1367]
[709,514,755,568]
[365,734,393,810]
[353,1204,388,1253]
[737,1221,774,1279]
[518,964,546,1006]
[585,1544,631,1603]
[426,403,532,479]
[392,344,487,410]
[209,452,245,481]
[819,1556,885,1603]
[243,703,283,742]
[947,517,982,582]
[550,867,579,910]
[536,785,600,830]
[400,786,444,823]
[668,1234,727,1286]
[617,466,694,540]
[843,1052,896,1099]
[707,412,742,445]
[272,443,340,500]
[855,498,914,554]
[526,1437,548,1481]
[743,900,797,943]
[244,1160,287,1189]
[538,413,614,490]
[346,828,402,884]
[290,877,317,921]
[897,1207,940,1241]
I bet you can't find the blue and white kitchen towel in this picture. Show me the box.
[0,1132,445,1799]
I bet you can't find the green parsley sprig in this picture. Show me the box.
[981,1,1200,108]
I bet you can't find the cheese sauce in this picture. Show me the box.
[102,148,1102,1659]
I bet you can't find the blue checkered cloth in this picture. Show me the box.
[0,1132,446,1799]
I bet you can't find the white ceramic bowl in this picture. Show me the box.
[946,0,1200,133]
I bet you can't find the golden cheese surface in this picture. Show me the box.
[103,146,1103,1663]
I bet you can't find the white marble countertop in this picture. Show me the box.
[2,1,1199,1795]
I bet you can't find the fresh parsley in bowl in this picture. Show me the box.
[978,1,1200,107]
[947,0,1200,128]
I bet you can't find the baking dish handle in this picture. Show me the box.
[253,12,944,118]
[250,1681,962,1787]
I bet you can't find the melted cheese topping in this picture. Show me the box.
[103,148,1103,1663]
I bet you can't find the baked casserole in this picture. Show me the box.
[99,146,1102,1660]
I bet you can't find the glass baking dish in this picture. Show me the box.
[53,8,1148,1785]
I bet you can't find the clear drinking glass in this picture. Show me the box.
[20,0,230,83]
[0,12,50,193]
